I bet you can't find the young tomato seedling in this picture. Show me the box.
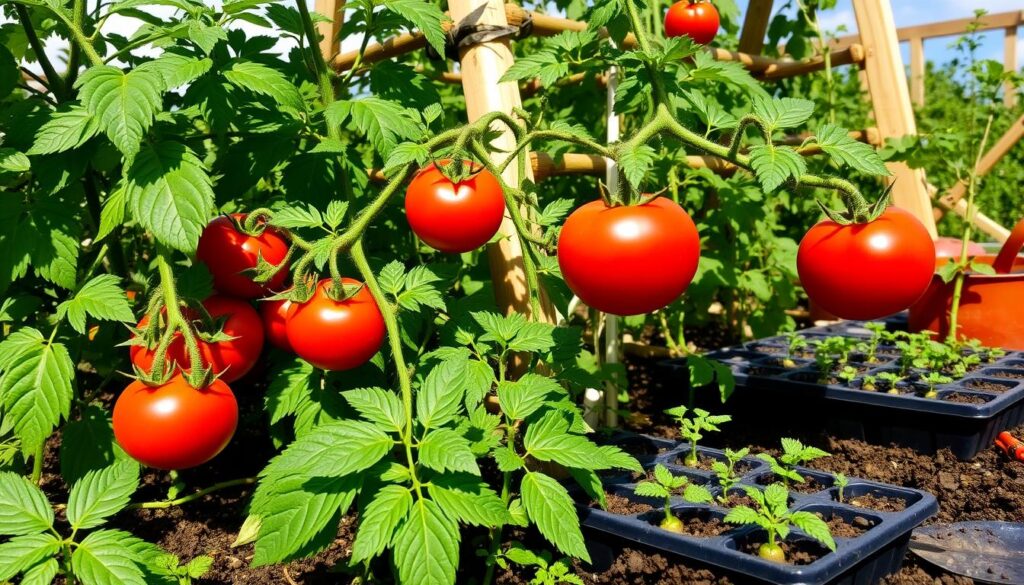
[876,371,904,394]
[667,405,731,467]
[635,464,714,533]
[861,374,878,392]
[862,322,887,363]
[783,332,808,368]
[757,438,830,487]
[711,447,750,505]
[836,365,858,385]
[833,473,849,504]
[496,543,584,585]
[814,337,859,383]
[919,372,953,399]
[724,483,836,563]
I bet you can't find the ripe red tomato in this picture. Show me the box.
[113,375,238,470]
[664,0,719,45]
[557,197,701,316]
[260,298,293,352]
[129,296,263,383]
[196,214,290,298]
[404,162,506,253]
[286,278,385,370]
[797,207,936,320]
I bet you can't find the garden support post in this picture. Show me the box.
[1005,25,1018,108]
[315,0,344,60]
[852,0,938,239]
[738,0,773,55]
[603,56,621,429]
[449,0,557,324]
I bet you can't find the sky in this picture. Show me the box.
[14,0,1024,80]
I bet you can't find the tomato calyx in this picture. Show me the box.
[815,182,893,225]
[432,158,485,185]
[325,279,366,303]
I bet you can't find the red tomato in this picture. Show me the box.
[557,197,701,316]
[286,278,386,371]
[260,298,293,352]
[664,0,719,45]
[129,296,263,383]
[196,214,290,298]
[934,236,985,259]
[113,375,238,470]
[797,207,936,320]
[404,162,506,253]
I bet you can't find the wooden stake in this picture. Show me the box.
[738,0,775,55]
[940,114,1024,208]
[448,0,556,323]
[1006,26,1019,108]
[909,36,924,107]
[852,0,937,238]
[315,0,344,60]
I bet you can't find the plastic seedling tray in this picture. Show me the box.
[662,320,1024,459]
[579,440,938,585]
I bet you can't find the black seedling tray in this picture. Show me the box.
[663,320,1024,459]
[579,438,938,585]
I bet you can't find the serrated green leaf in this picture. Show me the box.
[381,0,450,55]
[416,359,466,429]
[71,529,147,585]
[393,498,460,585]
[419,428,479,475]
[223,60,304,112]
[790,510,836,551]
[497,374,561,420]
[0,149,29,173]
[521,472,589,562]
[264,356,315,425]
[523,411,612,470]
[187,21,227,53]
[618,144,656,189]
[813,124,889,176]
[0,329,74,455]
[325,98,423,157]
[343,387,405,432]
[270,203,323,229]
[493,446,524,472]
[96,185,127,243]
[136,53,213,90]
[57,275,135,334]
[500,52,568,88]
[748,144,806,192]
[752,97,815,132]
[28,106,100,155]
[262,420,392,478]
[0,533,60,581]
[399,265,444,311]
[67,461,139,530]
[723,506,760,525]
[124,141,215,253]
[351,484,412,562]
[21,557,59,585]
[76,65,163,157]
[428,474,507,527]
[634,482,669,498]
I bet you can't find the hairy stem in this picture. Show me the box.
[16,4,66,99]
[296,0,340,141]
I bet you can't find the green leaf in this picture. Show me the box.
[493,446,524,472]
[429,474,508,527]
[71,529,147,585]
[0,148,29,173]
[251,475,359,566]
[970,261,997,276]
[508,322,557,353]
[28,106,100,155]
[185,555,213,578]
[124,141,215,253]
[0,329,74,455]
[187,21,227,53]
[21,557,59,585]
[392,498,460,585]
[723,506,760,525]
[75,65,163,158]
[223,60,304,112]
[325,98,423,157]
[496,374,561,420]
[399,265,445,311]
[382,0,450,56]
[262,420,392,478]
[57,275,135,334]
[520,472,589,562]
[96,185,127,242]
[500,52,568,88]
[67,461,140,530]
[634,482,669,498]
[790,511,836,551]
[343,387,405,432]
[264,356,315,425]
[0,533,61,581]
[618,144,656,189]
[748,144,806,192]
[270,203,323,229]
[813,124,889,176]
[416,359,466,429]
[752,97,815,132]
[523,411,612,470]
[136,53,212,90]
[419,428,479,475]
[351,484,412,562]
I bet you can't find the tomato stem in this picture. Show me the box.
[155,249,209,388]
[128,476,257,509]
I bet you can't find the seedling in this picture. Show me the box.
[711,447,750,504]
[861,374,878,392]
[782,332,808,368]
[919,372,953,399]
[876,371,904,394]
[814,337,859,382]
[666,405,731,467]
[496,543,584,585]
[635,464,714,533]
[862,322,887,363]
[724,483,836,563]
[836,365,858,385]
[757,438,830,487]
[833,473,849,504]
[155,554,213,585]
[986,347,1007,363]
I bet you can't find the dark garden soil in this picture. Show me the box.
[943,392,990,404]
[820,513,875,538]
[49,336,1024,584]
[845,493,909,513]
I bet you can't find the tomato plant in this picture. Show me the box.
[113,375,238,470]
[558,197,701,316]
[285,278,386,371]
[797,207,936,320]
[664,0,720,45]
[404,161,506,253]
[196,214,290,298]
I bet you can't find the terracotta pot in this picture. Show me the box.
[908,220,1024,349]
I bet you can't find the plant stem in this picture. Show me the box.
[349,240,422,495]
[481,422,517,585]
[129,477,257,509]
[16,4,66,99]
[947,114,994,342]
[296,0,340,141]
[155,249,206,385]
[620,0,669,106]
